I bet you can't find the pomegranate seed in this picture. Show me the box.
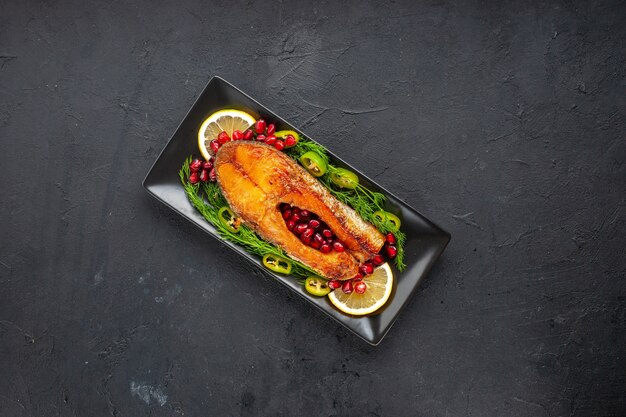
[243,129,253,140]
[189,172,199,184]
[265,135,277,145]
[354,281,367,294]
[266,123,276,135]
[255,119,266,134]
[232,130,243,140]
[372,254,385,266]
[300,210,310,219]
[292,207,301,215]
[313,233,324,244]
[360,262,374,275]
[199,169,210,182]
[309,219,321,229]
[284,135,296,147]
[342,281,353,294]
[386,233,396,245]
[310,241,321,249]
[333,241,345,252]
[320,244,331,254]
[210,139,220,153]
[386,245,398,259]
[202,160,213,170]
[286,220,296,230]
[301,234,312,245]
[290,213,301,223]
[217,131,230,144]
[274,140,285,151]
[256,134,266,142]
[302,228,314,239]
[322,228,333,238]
[190,159,202,172]
[208,168,217,182]
[282,209,292,220]
[328,280,341,289]
[353,272,364,281]
[294,223,308,235]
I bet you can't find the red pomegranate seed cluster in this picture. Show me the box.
[255,119,296,150]
[279,203,346,253]
[209,118,297,155]
[188,158,216,184]
[384,232,398,259]
[327,232,399,294]
[209,128,253,154]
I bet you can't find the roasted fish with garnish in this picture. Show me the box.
[214,141,385,280]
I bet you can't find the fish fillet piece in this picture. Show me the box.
[214,141,385,280]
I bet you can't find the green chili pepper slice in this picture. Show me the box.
[262,254,293,274]
[299,151,327,177]
[330,168,359,189]
[218,206,241,233]
[304,276,331,297]
[373,210,401,232]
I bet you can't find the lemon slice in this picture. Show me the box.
[197,109,256,160]
[328,263,394,316]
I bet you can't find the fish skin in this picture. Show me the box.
[215,141,385,280]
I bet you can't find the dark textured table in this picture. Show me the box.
[1,1,624,416]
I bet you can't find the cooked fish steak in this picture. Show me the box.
[214,141,385,280]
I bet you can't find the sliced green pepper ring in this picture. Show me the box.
[373,210,401,232]
[304,276,331,297]
[330,168,359,189]
[218,206,241,233]
[262,254,293,274]
[299,151,327,177]
[275,130,300,148]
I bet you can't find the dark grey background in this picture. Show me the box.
[1,0,624,416]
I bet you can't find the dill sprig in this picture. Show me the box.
[179,156,317,280]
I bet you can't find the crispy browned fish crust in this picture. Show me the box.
[214,141,385,280]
